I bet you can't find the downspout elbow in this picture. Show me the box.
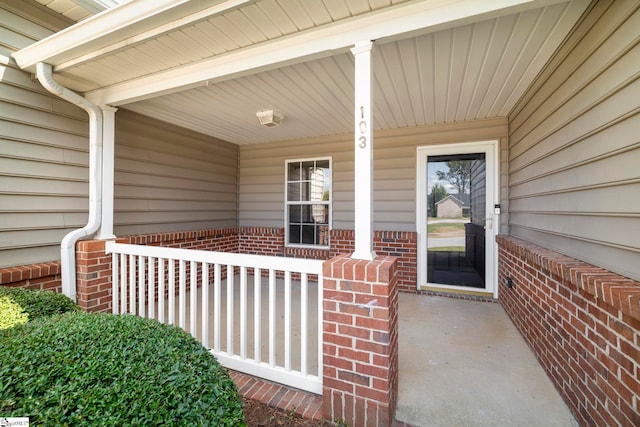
[36,63,103,301]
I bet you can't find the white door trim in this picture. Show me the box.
[416,140,499,298]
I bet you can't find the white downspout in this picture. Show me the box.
[36,62,103,302]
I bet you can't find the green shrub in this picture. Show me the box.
[0,286,79,324]
[0,312,245,426]
[0,295,28,330]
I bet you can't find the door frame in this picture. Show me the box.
[416,140,500,298]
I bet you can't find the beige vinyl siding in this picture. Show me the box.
[114,110,238,236]
[1,2,239,267]
[239,118,507,232]
[0,1,85,267]
[507,0,640,280]
[470,159,486,225]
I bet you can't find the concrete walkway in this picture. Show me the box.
[396,293,578,427]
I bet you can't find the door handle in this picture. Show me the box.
[475,216,493,230]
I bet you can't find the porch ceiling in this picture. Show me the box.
[19,0,589,145]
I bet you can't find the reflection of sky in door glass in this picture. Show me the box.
[428,162,454,193]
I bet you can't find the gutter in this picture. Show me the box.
[36,63,103,301]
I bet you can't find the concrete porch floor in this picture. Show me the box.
[396,293,578,427]
[163,278,578,425]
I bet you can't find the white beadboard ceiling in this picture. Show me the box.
[24,0,590,145]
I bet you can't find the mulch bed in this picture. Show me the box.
[243,397,334,426]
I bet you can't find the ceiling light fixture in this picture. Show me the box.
[256,110,284,127]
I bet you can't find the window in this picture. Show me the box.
[285,158,331,247]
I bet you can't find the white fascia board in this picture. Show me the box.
[87,0,562,106]
[12,0,193,72]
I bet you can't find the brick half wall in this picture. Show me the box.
[1,226,419,311]
[497,235,640,427]
[331,230,417,293]
[0,262,61,292]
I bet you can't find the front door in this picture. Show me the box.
[417,141,498,297]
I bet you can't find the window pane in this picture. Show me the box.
[310,168,325,201]
[288,162,301,181]
[301,205,312,222]
[289,225,301,244]
[311,204,328,224]
[316,160,329,170]
[289,205,301,223]
[301,161,314,180]
[318,225,329,245]
[287,182,300,201]
[301,181,310,201]
[301,225,315,244]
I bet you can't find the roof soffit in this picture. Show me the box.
[12,0,573,106]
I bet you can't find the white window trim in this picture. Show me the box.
[284,157,332,249]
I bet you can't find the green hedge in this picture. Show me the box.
[0,312,245,426]
[0,286,79,329]
[0,295,28,330]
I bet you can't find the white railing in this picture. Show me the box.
[105,241,323,394]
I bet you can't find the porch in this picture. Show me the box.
[225,293,580,427]
[102,240,576,426]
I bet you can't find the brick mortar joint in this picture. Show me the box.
[497,234,640,322]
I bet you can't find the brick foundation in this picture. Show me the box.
[497,235,640,427]
[322,254,399,427]
[0,262,61,292]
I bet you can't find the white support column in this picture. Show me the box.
[97,105,117,240]
[351,41,376,261]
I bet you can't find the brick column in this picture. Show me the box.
[322,254,399,427]
[76,239,125,313]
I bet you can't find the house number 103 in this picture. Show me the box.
[359,106,367,148]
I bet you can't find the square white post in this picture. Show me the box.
[351,41,376,260]
[97,105,117,239]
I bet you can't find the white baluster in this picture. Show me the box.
[301,272,308,376]
[148,257,155,319]
[202,263,209,348]
[158,258,165,323]
[240,266,247,359]
[129,254,136,315]
[214,263,221,352]
[226,264,234,355]
[284,271,292,372]
[112,253,119,314]
[190,260,197,338]
[179,260,186,329]
[268,269,276,368]
[168,259,175,325]
[139,255,145,317]
[254,268,262,363]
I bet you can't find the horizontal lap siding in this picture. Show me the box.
[508,0,640,280]
[0,3,85,268]
[1,3,239,267]
[239,118,507,232]
[114,110,238,236]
